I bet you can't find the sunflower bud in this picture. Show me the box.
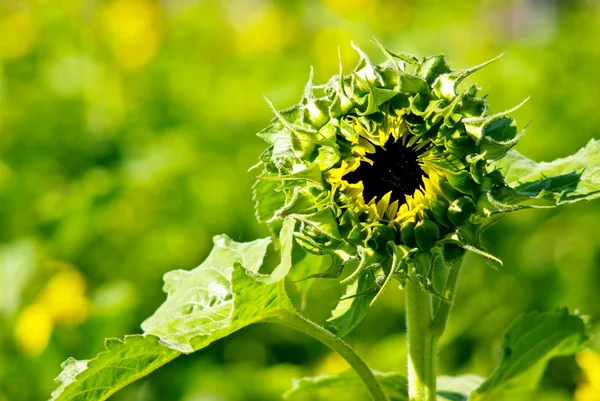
[254,43,525,283]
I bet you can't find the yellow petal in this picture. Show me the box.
[376,191,392,219]
[386,199,399,221]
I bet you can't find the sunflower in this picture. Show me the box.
[253,43,525,284]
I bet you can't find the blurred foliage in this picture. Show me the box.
[1,0,600,400]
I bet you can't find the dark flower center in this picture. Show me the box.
[344,138,428,205]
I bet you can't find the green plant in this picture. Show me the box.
[49,43,600,401]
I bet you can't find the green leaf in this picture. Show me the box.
[469,309,589,401]
[140,234,272,352]
[253,170,286,225]
[327,243,410,337]
[50,335,179,401]
[436,375,485,401]
[284,369,408,401]
[287,250,334,310]
[327,267,379,337]
[51,220,296,401]
[491,139,600,207]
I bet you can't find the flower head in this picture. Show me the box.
[254,43,525,282]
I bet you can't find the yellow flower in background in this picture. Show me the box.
[14,303,53,358]
[37,268,89,325]
[321,0,374,19]
[0,11,36,60]
[320,0,409,30]
[576,349,600,401]
[13,267,89,357]
[233,4,295,56]
[314,351,349,375]
[101,0,162,69]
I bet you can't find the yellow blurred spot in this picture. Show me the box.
[321,0,409,31]
[314,351,349,375]
[577,384,600,401]
[576,349,600,401]
[101,0,162,69]
[0,12,36,60]
[369,0,410,33]
[14,303,54,357]
[321,0,379,20]
[37,268,89,325]
[14,267,90,356]
[234,5,294,56]
[322,0,370,15]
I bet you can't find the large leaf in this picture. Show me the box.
[50,220,296,401]
[491,139,600,207]
[469,309,589,401]
[284,369,408,401]
[49,335,179,401]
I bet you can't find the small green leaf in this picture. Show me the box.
[291,208,342,240]
[436,375,485,401]
[325,243,395,338]
[51,220,296,401]
[253,170,287,224]
[491,139,600,207]
[469,309,589,401]
[284,369,408,401]
[327,267,378,337]
[287,250,334,309]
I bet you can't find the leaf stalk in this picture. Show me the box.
[269,311,389,401]
[431,257,464,339]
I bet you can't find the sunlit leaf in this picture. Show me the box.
[491,139,600,208]
[50,220,296,401]
[50,335,179,401]
[469,309,589,401]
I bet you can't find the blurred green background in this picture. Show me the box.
[1,0,600,400]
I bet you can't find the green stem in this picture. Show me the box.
[430,257,464,340]
[269,311,389,401]
[405,275,436,401]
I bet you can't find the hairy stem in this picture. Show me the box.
[430,257,464,339]
[405,276,436,401]
[269,311,389,401]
